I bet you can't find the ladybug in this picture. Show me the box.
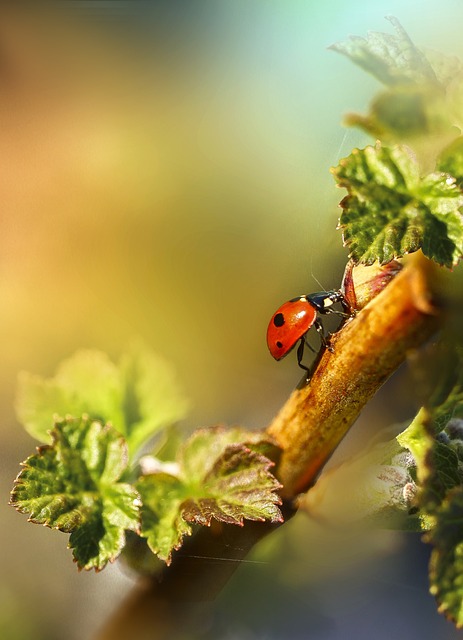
[267,290,351,375]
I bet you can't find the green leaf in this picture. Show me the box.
[55,350,125,427]
[397,409,434,476]
[137,473,192,565]
[422,50,463,132]
[345,85,453,141]
[137,427,283,565]
[331,20,463,141]
[397,345,463,625]
[333,143,463,267]
[427,486,463,628]
[15,343,189,460]
[329,16,437,87]
[422,48,463,89]
[438,137,463,189]
[120,342,189,457]
[10,416,140,571]
[15,372,74,443]
[397,410,461,516]
[16,350,125,443]
[179,426,280,480]
[181,443,282,525]
[301,431,421,530]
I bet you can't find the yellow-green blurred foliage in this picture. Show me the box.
[2,2,463,638]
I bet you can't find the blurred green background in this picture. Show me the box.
[1,1,463,638]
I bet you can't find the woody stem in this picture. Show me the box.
[267,253,442,498]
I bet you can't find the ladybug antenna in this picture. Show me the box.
[309,262,327,292]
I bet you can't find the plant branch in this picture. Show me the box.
[267,252,442,498]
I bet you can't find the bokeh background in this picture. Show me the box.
[1,1,463,638]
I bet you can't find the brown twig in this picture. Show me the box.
[267,253,442,498]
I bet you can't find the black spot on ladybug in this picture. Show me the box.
[276,341,283,349]
[273,312,285,327]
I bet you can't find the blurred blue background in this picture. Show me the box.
[1,1,462,638]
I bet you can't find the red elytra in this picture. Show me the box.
[267,298,318,361]
[266,290,351,376]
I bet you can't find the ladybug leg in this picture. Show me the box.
[340,297,354,316]
[296,338,311,376]
[314,319,334,353]
[331,291,353,316]
[336,292,355,317]
[324,292,354,318]
[303,336,317,354]
[323,306,351,319]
